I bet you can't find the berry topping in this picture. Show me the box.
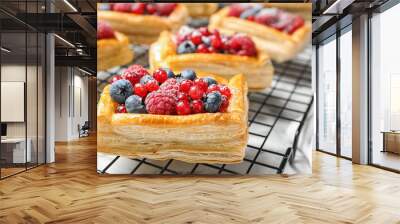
[179,79,193,93]
[194,78,208,92]
[110,79,133,104]
[190,31,203,45]
[153,68,168,84]
[219,85,232,99]
[177,40,196,54]
[131,3,146,14]
[134,83,147,98]
[219,95,230,112]
[145,91,177,115]
[110,75,122,84]
[163,68,175,78]
[204,91,222,113]
[228,4,250,17]
[181,69,197,81]
[176,101,191,115]
[196,44,209,53]
[240,5,263,19]
[191,100,204,114]
[144,79,159,92]
[125,95,145,113]
[188,85,205,100]
[226,34,257,57]
[156,3,177,16]
[177,92,189,102]
[97,22,115,40]
[109,3,176,17]
[145,4,157,14]
[207,84,220,94]
[140,75,155,85]
[116,104,127,113]
[203,77,217,86]
[112,3,132,12]
[122,64,149,86]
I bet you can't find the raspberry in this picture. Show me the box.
[145,91,177,115]
[146,3,157,14]
[177,92,189,102]
[188,85,205,100]
[208,46,217,53]
[97,22,115,39]
[227,4,249,17]
[196,44,209,53]
[176,101,191,115]
[131,3,146,14]
[198,27,210,36]
[153,68,168,84]
[219,95,229,112]
[156,3,177,16]
[110,75,122,84]
[190,31,203,45]
[113,3,132,12]
[194,78,208,92]
[179,79,193,93]
[116,104,127,113]
[207,84,220,94]
[285,16,304,34]
[254,8,279,25]
[123,64,149,86]
[219,85,232,99]
[145,80,159,92]
[134,83,147,98]
[160,79,179,96]
[227,34,257,57]
[191,100,204,114]
[210,35,223,49]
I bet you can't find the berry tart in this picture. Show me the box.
[183,3,218,18]
[209,3,311,63]
[97,21,134,71]
[98,65,248,164]
[149,26,274,90]
[263,3,312,21]
[98,3,188,45]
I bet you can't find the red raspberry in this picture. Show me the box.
[160,78,179,96]
[198,27,210,36]
[156,3,177,16]
[145,91,177,115]
[176,101,191,115]
[116,104,127,113]
[188,85,205,100]
[177,92,189,102]
[113,3,132,12]
[179,79,193,93]
[227,34,257,57]
[196,44,209,53]
[219,95,229,112]
[286,16,304,34]
[248,15,255,21]
[219,85,231,99]
[110,75,122,83]
[227,4,248,17]
[145,80,159,92]
[146,4,157,14]
[153,68,168,84]
[190,31,203,45]
[134,83,147,98]
[97,22,115,39]
[194,79,208,92]
[210,35,223,49]
[208,46,217,53]
[131,3,146,14]
[207,84,220,93]
[254,11,278,25]
[122,65,149,86]
[191,100,204,114]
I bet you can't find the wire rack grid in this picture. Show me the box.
[96,45,313,175]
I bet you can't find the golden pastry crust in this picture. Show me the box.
[97,32,134,71]
[98,4,189,45]
[97,74,248,164]
[149,31,274,91]
[263,3,312,20]
[183,3,219,18]
[209,7,311,63]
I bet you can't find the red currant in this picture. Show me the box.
[219,95,229,112]
[177,92,189,102]
[199,27,210,36]
[179,79,193,93]
[134,83,147,98]
[110,75,122,83]
[196,44,209,53]
[153,68,168,84]
[207,84,220,93]
[210,35,223,49]
[145,79,159,92]
[191,100,204,114]
[116,104,127,113]
[219,85,231,99]
[208,46,217,53]
[131,3,145,14]
[188,85,205,100]
[146,4,157,14]
[190,31,203,45]
[176,101,191,115]
[194,78,208,92]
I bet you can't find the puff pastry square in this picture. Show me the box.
[149,31,274,91]
[98,4,189,45]
[183,3,219,18]
[98,74,248,164]
[97,31,134,71]
[209,5,311,63]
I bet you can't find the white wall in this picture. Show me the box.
[54,67,89,141]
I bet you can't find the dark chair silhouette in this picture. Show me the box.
[78,121,90,138]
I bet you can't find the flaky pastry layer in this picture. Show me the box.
[98,74,248,164]
[97,32,134,71]
[209,7,311,63]
[149,31,274,91]
[183,3,219,18]
[98,4,189,45]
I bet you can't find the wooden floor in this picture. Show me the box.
[0,136,400,224]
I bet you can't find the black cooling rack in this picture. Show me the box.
[97,46,313,175]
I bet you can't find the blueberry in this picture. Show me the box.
[163,68,175,78]
[98,4,110,11]
[201,36,211,46]
[181,69,197,81]
[240,5,263,19]
[125,95,145,113]
[176,76,185,83]
[140,75,154,85]
[203,76,217,86]
[109,80,133,104]
[204,91,222,113]
[177,40,196,54]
